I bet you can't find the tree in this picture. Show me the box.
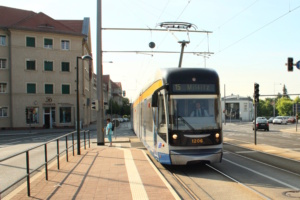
[282,84,290,99]
[122,98,131,116]
[293,96,300,116]
[106,98,131,116]
[276,97,293,116]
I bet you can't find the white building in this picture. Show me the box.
[221,95,254,122]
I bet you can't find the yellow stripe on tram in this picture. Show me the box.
[133,80,163,108]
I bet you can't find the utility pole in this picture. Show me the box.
[224,84,226,125]
[254,83,259,145]
[97,0,104,145]
[296,102,298,132]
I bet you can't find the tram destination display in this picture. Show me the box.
[172,84,216,93]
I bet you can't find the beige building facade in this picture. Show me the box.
[0,6,93,129]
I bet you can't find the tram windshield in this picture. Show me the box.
[168,96,221,131]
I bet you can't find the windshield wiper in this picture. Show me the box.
[177,115,195,131]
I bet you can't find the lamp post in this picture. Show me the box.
[76,55,92,155]
[273,83,282,117]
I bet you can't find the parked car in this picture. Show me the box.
[268,117,274,123]
[288,117,296,123]
[273,116,288,125]
[253,117,269,131]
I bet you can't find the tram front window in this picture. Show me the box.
[169,97,220,131]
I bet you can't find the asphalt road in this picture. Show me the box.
[223,122,300,152]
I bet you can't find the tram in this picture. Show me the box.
[132,68,223,165]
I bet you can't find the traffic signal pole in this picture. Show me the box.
[254,102,257,145]
[296,103,298,132]
[254,83,259,145]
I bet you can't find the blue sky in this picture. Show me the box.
[1,0,300,102]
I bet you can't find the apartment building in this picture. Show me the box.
[0,6,93,129]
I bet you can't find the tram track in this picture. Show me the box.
[205,163,271,200]
[160,145,300,200]
[165,163,269,200]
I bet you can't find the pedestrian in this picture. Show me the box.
[106,118,113,147]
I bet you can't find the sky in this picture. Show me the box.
[1,0,300,102]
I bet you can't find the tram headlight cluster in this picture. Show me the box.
[215,133,220,139]
[172,134,178,140]
[215,133,220,143]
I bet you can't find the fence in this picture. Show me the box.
[0,130,91,197]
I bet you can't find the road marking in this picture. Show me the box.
[122,148,148,200]
[286,148,300,151]
[236,150,256,154]
[224,158,300,191]
[262,150,276,152]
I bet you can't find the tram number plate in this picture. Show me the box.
[192,138,203,144]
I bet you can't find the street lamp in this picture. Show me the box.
[76,54,93,155]
[273,83,282,117]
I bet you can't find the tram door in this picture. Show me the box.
[153,108,158,158]
[157,93,167,147]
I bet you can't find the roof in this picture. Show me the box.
[0,6,85,36]
[103,75,110,84]
[112,82,122,89]
[222,95,253,101]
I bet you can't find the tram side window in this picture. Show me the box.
[158,94,167,142]
[158,94,165,124]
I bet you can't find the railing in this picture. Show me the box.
[0,130,91,197]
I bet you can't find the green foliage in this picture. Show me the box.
[257,99,273,117]
[107,98,131,116]
[293,96,300,104]
[276,97,293,116]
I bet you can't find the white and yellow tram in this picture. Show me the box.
[132,68,223,165]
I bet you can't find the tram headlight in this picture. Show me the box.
[215,133,220,139]
[172,134,178,140]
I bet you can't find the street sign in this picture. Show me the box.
[296,61,300,70]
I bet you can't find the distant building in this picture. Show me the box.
[221,95,254,122]
[112,82,123,106]
[0,6,93,129]
[90,74,124,121]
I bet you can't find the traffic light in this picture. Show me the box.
[254,83,259,103]
[91,100,99,111]
[288,57,293,72]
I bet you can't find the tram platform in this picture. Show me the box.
[3,137,180,200]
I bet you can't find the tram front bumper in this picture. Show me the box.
[170,148,223,165]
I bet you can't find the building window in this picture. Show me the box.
[44,38,53,49]
[26,60,36,70]
[0,83,7,93]
[0,59,7,69]
[62,84,70,94]
[26,37,35,47]
[44,61,53,71]
[45,84,53,94]
[244,103,247,112]
[27,83,36,94]
[0,35,6,46]
[26,107,39,123]
[60,107,71,123]
[61,40,70,50]
[0,107,8,117]
[61,62,70,72]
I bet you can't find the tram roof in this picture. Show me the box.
[133,67,219,102]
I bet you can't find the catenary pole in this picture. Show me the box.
[224,84,226,125]
[97,0,104,145]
